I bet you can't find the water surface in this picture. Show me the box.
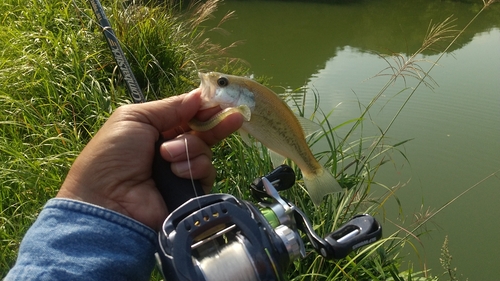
[208,0,500,279]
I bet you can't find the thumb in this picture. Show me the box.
[120,89,203,134]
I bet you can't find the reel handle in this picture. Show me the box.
[153,138,205,212]
[324,214,382,259]
[294,207,381,260]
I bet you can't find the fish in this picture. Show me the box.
[189,72,342,205]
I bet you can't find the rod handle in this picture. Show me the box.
[152,138,205,212]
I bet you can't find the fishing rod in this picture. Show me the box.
[88,0,145,104]
[87,2,382,280]
[88,0,204,210]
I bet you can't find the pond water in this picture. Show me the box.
[207,0,500,279]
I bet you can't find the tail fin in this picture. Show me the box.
[303,167,342,206]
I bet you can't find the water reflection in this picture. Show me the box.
[209,0,500,88]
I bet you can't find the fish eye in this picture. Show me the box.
[217,77,229,87]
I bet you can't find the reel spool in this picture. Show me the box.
[156,165,382,281]
[156,194,290,280]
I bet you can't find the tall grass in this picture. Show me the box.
[1,0,109,273]
[0,0,237,277]
[0,0,497,280]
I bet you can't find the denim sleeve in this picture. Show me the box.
[4,198,158,281]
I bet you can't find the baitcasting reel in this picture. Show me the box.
[156,165,382,281]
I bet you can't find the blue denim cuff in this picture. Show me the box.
[5,198,157,281]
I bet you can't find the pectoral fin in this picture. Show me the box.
[296,116,321,137]
[189,105,251,132]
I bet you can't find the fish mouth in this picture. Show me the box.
[198,72,208,91]
[198,72,219,109]
[198,72,211,98]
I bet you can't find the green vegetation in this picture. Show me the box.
[0,0,235,276]
[0,0,497,279]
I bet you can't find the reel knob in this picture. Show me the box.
[250,165,295,201]
[274,225,305,261]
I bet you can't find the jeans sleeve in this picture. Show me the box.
[4,198,158,281]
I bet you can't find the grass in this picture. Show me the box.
[1,0,497,279]
[0,0,236,276]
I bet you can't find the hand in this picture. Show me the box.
[56,88,243,230]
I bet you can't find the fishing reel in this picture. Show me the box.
[155,165,382,281]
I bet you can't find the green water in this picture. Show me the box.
[208,0,500,279]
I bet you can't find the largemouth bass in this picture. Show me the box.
[189,72,342,205]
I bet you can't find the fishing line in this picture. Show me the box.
[184,137,202,210]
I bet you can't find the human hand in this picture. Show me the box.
[56,88,243,230]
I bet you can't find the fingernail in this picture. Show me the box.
[171,161,190,176]
[162,139,185,159]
